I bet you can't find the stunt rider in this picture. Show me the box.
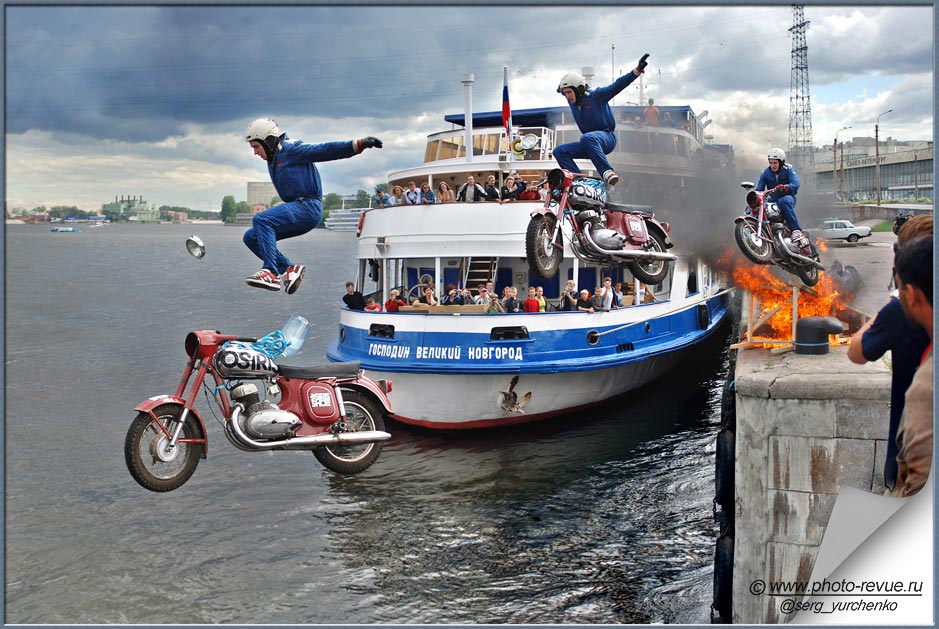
[756,148,810,254]
[553,53,650,187]
[243,117,382,293]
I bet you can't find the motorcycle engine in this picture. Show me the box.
[231,383,301,439]
[591,228,628,250]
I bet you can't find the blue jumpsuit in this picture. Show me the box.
[244,136,360,275]
[756,163,802,232]
[553,70,640,176]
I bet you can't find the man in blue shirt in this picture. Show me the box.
[374,187,395,207]
[756,147,809,252]
[243,117,382,293]
[553,53,649,187]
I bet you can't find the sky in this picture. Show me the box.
[3,4,935,214]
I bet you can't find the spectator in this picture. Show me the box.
[644,98,660,126]
[661,112,678,128]
[364,297,382,312]
[519,182,541,201]
[576,289,595,313]
[612,281,624,308]
[501,286,520,313]
[456,175,487,202]
[419,182,436,204]
[485,280,495,296]
[417,285,438,306]
[391,185,406,205]
[591,285,606,311]
[514,175,527,198]
[374,187,394,207]
[484,175,501,201]
[437,181,455,203]
[441,283,465,305]
[472,284,488,304]
[523,287,541,312]
[559,279,578,311]
[535,286,547,312]
[384,289,407,312]
[849,215,932,490]
[404,181,420,205]
[890,235,933,497]
[600,276,614,311]
[500,177,519,201]
[893,212,910,235]
[486,295,505,313]
[342,281,366,311]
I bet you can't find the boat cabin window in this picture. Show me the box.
[490,326,530,341]
[368,324,395,339]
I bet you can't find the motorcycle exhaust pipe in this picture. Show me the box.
[228,407,391,451]
[774,234,826,269]
[583,225,677,261]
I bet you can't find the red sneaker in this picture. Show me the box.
[281,264,306,295]
[245,269,281,291]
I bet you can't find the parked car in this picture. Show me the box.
[817,219,872,243]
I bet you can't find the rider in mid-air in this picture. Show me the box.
[756,148,810,253]
[553,53,650,187]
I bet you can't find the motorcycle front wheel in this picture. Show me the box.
[125,404,202,492]
[796,262,820,287]
[313,390,386,475]
[628,229,670,285]
[525,214,562,280]
[734,220,774,264]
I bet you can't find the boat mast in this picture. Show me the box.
[462,73,474,163]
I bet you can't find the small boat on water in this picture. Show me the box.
[326,75,732,429]
[324,207,368,231]
[49,227,81,233]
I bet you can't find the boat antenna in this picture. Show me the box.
[611,44,615,83]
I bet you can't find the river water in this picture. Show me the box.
[4,223,732,624]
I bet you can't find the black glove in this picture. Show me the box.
[636,53,650,73]
[356,136,383,151]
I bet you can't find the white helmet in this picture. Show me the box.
[557,71,587,96]
[245,117,280,143]
[767,147,786,162]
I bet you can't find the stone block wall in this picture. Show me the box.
[732,346,891,623]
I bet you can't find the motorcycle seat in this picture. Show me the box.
[606,202,653,216]
[278,361,362,379]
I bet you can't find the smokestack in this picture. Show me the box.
[582,66,595,86]
[462,73,474,164]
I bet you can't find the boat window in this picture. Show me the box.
[435,136,462,160]
[474,134,499,156]
[368,324,395,339]
[490,326,529,341]
[424,140,439,163]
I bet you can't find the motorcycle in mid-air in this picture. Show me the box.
[525,168,676,284]
[125,327,392,492]
[733,182,824,287]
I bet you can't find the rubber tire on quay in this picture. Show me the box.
[628,228,670,285]
[313,389,386,475]
[525,214,562,280]
[847,233,860,243]
[125,404,202,492]
[734,220,774,264]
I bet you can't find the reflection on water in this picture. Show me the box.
[5,224,731,624]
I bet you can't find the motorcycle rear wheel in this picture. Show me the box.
[734,220,774,264]
[525,214,562,280]
[628,229,670,285]
[313,390,385,475]
[125,404,202,492]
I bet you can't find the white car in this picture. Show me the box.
[817,219,872,243]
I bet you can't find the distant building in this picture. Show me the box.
[247,181,277,208]
[814,137,933,202]
[101,195,159,222]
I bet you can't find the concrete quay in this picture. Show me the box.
[729,222,905,624]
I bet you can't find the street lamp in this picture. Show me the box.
[875,109,893,205]
[833,126,851,201]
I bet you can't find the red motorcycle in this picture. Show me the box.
[525,168,676,284]
[125,329,392,492]
[733,182,823,287]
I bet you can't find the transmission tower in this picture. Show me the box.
[786,5,816,188]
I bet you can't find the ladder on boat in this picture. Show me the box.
[464,257,498,292]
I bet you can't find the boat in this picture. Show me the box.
[324,207,368,231]
[49,227,81,233]
[326,78,732,430]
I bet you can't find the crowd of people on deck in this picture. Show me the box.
[374,174,548,207]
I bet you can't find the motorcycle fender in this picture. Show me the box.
[342,381,393,415]
[646,221,673,249]
[134,396,208,457]
[529,205,552,218]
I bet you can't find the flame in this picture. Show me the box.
[718,243,849,345]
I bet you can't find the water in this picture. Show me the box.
[4,223,732,624]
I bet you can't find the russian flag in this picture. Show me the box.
[502,67,513,145]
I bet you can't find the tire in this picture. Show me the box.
[125,404,202,492]
[628,228,670,285]
[797,263,819,287]
[734,220,773,264]
[313,390,386,475]
[525,214,563,280]
[847,233,859,243]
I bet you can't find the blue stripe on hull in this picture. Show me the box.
[328,295,729,375]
